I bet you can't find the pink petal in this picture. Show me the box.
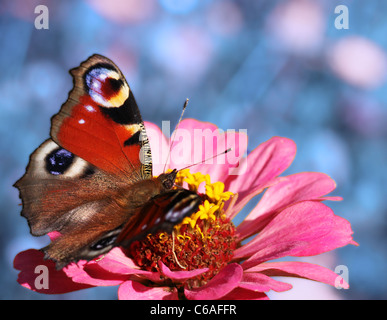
[95,248,162,282]
[190,132,248,184]
[63,260,128,287]
[239,272,293,292]
[168,119,248,184]
[233,201,336,268]
[118,280,178,300]
[225,136,297,219]
[159,261,209,281]
[184,263,243,300]
[241,242,307,270]
[319,196,343,201]
[145,121,170,176]
[291,215,358,256]
[13,249,93,294]
[219,287,269,300]
[95,247,139,273]
[168,119,218,171]
[236,172,341,240]
[176,118,219,133]
[47,231,61,241]
[246,261,349,289]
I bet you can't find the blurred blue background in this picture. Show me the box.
[1,0,386,299]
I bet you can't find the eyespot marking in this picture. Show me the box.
[37,140,95,178]
[84,64,129,108]
[45,148,74,175]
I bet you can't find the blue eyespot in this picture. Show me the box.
[45,148,74,175]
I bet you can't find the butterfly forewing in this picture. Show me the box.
[51,54,152,180]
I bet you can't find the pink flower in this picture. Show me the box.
[14,119,357,299]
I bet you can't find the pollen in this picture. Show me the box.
[175,169,211,192]
[128,169,239,290]
[205,181,234,203]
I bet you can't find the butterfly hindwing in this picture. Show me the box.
[14,139,129,234]
[116,189,202,247]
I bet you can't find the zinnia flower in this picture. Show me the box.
[14,119,357,300]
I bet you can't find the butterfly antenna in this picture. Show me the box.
[178,147,232,172]
[172,148,232,189]
[163,98,189,173]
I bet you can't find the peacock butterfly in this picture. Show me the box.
[14,54,202,269]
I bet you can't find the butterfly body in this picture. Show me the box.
[15,55,202,269]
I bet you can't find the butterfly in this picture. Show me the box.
[14,54,202,270]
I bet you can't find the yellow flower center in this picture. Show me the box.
[128,169,238,291]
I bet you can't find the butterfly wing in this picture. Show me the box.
[116,189,202,247]
[15,55,154,268]
[51,54,152,180]
[14,139,132,268]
